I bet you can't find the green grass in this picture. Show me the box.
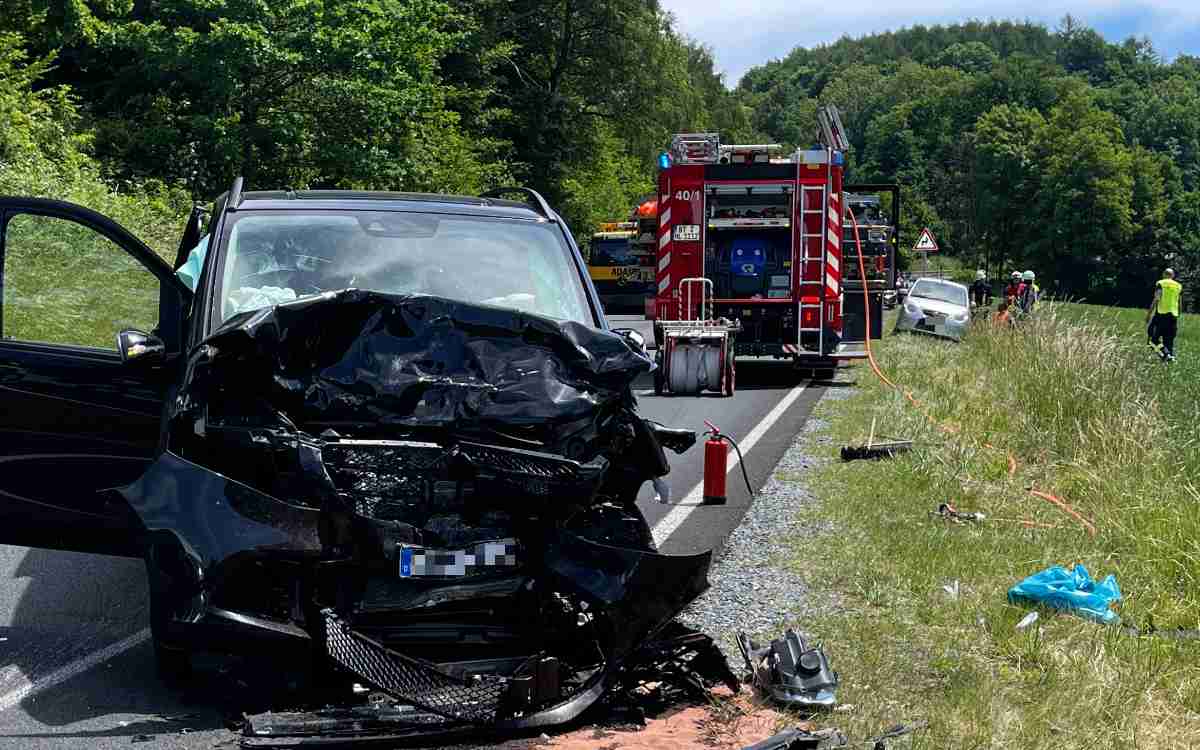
[783,302,1200,749]
[1,158,189,348]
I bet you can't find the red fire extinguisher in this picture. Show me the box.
[703,423,728,506]
[701,420,754,506]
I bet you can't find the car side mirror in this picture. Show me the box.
[612,327,646,351]
[117,329,166,366]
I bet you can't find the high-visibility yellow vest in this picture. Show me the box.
[1157,278,1182,316]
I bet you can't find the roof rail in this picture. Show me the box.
[480,187,553,220]
[228,176,245,210]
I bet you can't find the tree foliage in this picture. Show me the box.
[743,18,1200,305]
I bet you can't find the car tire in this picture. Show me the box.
[145,544,194,685]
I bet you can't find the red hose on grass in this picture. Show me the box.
[847,212,1096,537]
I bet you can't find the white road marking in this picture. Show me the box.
[0,627,150,714]
[651,382,810,546]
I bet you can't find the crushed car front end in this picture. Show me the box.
[121,290,717,737]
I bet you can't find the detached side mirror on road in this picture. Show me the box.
[117,329,167,366]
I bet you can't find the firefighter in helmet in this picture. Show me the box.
[1004,271,1022,308]
[970,269,991,310]
[1017,270,1039,316]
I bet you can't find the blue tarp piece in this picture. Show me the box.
[1007,564,1122,625]
[731,239,766,277]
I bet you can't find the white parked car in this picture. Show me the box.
[893,278,970,341]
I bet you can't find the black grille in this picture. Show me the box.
[319,439,607,519]
[323,609,506,724]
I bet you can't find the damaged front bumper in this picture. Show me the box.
[121,291,723,739]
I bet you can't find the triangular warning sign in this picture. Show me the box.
[913,228,939,253]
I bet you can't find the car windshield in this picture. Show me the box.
[590,238,638,266]
[216,211,592,325]
[908,280,968,307]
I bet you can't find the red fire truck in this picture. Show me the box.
[650,107,884,395]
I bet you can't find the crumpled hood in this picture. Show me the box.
[189,289,653,433]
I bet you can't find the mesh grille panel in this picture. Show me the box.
[323,609,506,724]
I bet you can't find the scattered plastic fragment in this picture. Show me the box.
[737,629,839,710]
[840,441,911,462]
[933,503,985,523]
[1008,564,1122,625]
[868,720,929,749]
[942,580,960,600]
[1015,611,1039,630]
[741,727,848,750]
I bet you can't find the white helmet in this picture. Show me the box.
[1011,271,1021,280]
[1022,270,1035,281]
[976,270,986,280]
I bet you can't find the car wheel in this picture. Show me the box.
[145,544,194,685]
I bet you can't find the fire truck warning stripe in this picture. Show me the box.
[658,275,671,294]
[827,226,840,247]
[659,232,670,250]
[829,192,839,207]
[826,272,839,294]
[659,206,671,227]
[827,253,839,273]
[658,252,671,272]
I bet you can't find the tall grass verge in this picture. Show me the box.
[785,302,1200,749]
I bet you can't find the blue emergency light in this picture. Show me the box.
[658,152,671,170]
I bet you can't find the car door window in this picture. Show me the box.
[2,213,160,349]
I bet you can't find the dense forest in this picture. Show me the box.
[1,0,754,250]
[2,4,1197,305]
[740,18,1200,305]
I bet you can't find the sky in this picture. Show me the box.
[660,0,1200,86]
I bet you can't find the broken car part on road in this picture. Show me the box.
[120,290,728,738]
[737,629,839,710]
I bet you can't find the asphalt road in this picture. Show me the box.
[0,315,836,749]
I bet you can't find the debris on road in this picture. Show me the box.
[1015,611,1040,630]
[737,629,839,710]
[741,726,849,749]
[1007,564,1122,625]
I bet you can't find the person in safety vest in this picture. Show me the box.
[1017,270,1039,315]
[970,269,991,309]
[1147,268,1183,362]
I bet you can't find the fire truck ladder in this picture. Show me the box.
[797,183,827,354]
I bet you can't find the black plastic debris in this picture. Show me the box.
[933,503,985,523]
[840,441,912,462]
[737,629,838,710]
[867,720,928,749]
[241,621,737,747]
[742,727,848,750]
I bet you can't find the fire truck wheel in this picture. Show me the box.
[654,369,665,396]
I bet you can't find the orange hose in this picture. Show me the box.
[847,212,1097,537]
[1029,489,1097,537]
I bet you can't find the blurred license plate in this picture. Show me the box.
[398,539,519,577]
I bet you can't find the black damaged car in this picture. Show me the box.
[0,183,729,741]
